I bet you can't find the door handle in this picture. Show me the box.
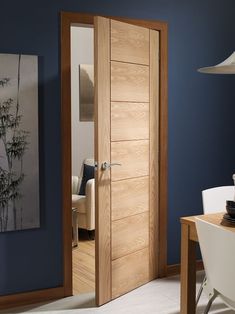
[101,162,122,171]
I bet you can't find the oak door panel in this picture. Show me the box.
[111,19,149,65]
[111,140,149,181]
[111,176,149,221]
[111,102,149,141]
[112,212,149,260]
[111,61,149,102]
[95,16,160,305]
[112,248,149,299]
[94,16,111,305]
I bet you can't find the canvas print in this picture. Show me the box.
[79,64,94,121]
[0,53,40,232]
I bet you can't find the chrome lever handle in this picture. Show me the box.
[101,162,122,171]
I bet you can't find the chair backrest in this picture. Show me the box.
[79,158,94,178]
[196,218,235,305]
[202,186,234,214]
[84,158,94,167]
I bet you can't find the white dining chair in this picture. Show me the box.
[196,218,235,313]
[196,185,235,305]
[202,186,234,213]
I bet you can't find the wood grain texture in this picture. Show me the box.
[181,215,199,242]
[189,224,198,242]
[60,12,167,310]
[181,212,235,238]
[111,102,149,141]
[110,16,168,279]
[197,212,230,230]
[94,16,111,306]
[111,19,149,65]
[112,247,149,299]
[158,21,168,278]
[73,239,95,295]
[112,212,149,260]
[167,260,203,277]
[0,287,64,310]
[149,30,160,280]
[112,176,149,221]
[111,61,149,102]
[180,223,196,314]
[108,16,167,32]
[111,140,149,181]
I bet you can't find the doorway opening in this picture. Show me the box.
[61,12,168,307]
[71,24,95,296]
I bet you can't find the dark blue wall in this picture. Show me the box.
[1,0,235,295]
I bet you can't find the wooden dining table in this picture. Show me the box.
[180,212,235,314]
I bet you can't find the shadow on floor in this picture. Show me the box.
[0,293,96,314]
[168,302,234,314]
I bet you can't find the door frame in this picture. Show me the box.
[61,11,168,299]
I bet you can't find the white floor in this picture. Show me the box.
[1,271,234,314]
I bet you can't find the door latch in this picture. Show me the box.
[101,162,122,171]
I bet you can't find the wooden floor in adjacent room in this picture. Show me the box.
[72,230,95,295]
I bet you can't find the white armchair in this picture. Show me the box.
[72,159,95,231]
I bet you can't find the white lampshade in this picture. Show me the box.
[198,52,235,74]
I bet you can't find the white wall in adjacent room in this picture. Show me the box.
[71,25,94,176]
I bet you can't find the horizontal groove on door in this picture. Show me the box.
[111,19,149,65]
[112,176,149,221]
[109,100,150,104]
[112,212,149,260]
[111,211,149,224]
[110,59,149,67]
[111,102,149,141]
[112,247,149,299]
[111,61,149,102]
[111,139,150,143]
[111,140,149,181]
[110,174,149,183]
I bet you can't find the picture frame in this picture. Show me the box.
[0,53,40,232]
[79,64,94,121]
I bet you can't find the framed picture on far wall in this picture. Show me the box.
[79,64,94,121]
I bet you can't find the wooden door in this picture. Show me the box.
[94,17,159,306]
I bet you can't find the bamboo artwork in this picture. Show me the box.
[0,53,39,232]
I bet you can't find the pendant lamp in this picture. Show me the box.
[198,52,235,74]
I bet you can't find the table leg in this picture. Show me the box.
[180,223,196,314]
[72,209,79,247]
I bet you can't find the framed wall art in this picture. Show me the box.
[79,64,94,121]
[0,53,40,232]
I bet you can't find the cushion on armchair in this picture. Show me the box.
[79,164,95,195]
